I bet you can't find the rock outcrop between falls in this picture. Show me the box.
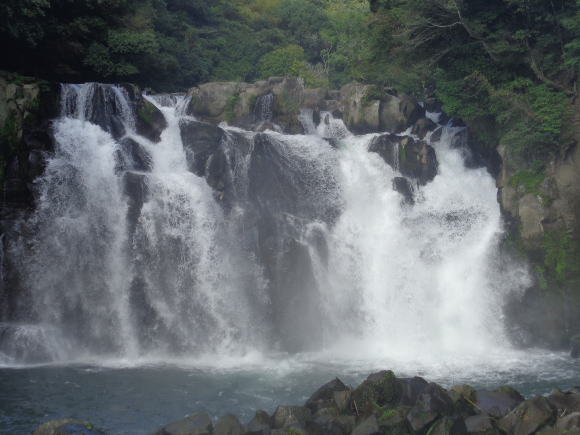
[34,370,580,435]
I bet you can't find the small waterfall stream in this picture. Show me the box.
[0,83,531,365]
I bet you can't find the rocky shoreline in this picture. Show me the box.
[33,369,580,435]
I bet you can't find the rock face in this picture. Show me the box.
[498,98,580,351]
[369,133,438,185]
[186,79,426,136]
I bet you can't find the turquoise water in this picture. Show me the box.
[1,351,579,434]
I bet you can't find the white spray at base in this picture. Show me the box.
[0,83,535,369]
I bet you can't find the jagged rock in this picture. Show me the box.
[308,408,353,435]
[351,415,380,435]
[376,408,411,434]
[352,371,402,415]
[412,118,437,139]
[271,406,312,429]
[123,171,148,234]
[475,388,524,418]
[464,414,500,434]
[214,415,244,435]
[392,177,414,205]
[151,412,213,435]
[399,377,429,407]
[305,378,349,412]
[498,396,555,435]
[118,138,153,172]
[554,411,580,432]
[430,127,443,143]
[546,389,580,413]
[369,134,438,185]
[333,390,352,414]
[179,119,226,176]
[33,420,104,435]
[245,410,272,435]
[427,416,468,435]
[407,383,454,433]
[135,98,167,143]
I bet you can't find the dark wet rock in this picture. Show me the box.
[123,171,149,234]
[430,127,443,143]
[245,410,272,435]
[407,383,454,433]
[428,416,468,435]
[399,377,429,407]
[546,389,580,414]
[214,415,244,435]
[119,138,153,172]
[308,408,354,435]
[135,98,167,142]
[412,118,437,139]
[475,388,524,418]
[369,134,438,185]
[554,411,580,432]
[498,396,555,435]
[179,120,226,175]
[352,371,402,415]
[151,412,213,435]
[351,415,380,435]
[333,390,353,414]
[571,334,580,358]
[33,419,103,435]
[376,407,411,434]
[306,378,349,412]
[272,406,312,429]
[464,414,500,434]
[392,177,415,205]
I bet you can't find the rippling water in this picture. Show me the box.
[1,350,579,434]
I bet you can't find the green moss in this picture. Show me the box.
[138,100,157,125]
[543,230,580,287]
[1,113,20,152]
[225,91,241,123]
[249,94,258,112]
[509,168,544,195]
[361,86,384,107]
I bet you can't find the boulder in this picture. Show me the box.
[498,396,555,435]
[214,415,244,435]
[271,406,311,429]
[118,138,153,172]
[179,119,226,175]
[464,414,500,434]
[430,127,443,143]
[123,171,149,233]
[135,98,167,142]
[475,388,524,418]
[245,410,272,435]
[399,377,429,407]
[151,412,213,435]
[305,378,349,412]
[369,134,438,185]
[333,390,352,414]
[546,389,580,414]
[33,420,104,435]
[407,383,454,434]
[351,371,402,414]
[554,411,580,432]
[412,118,437,139]
[351,415,380,435]
[308,408,353,435]
[376,408,411,434]
[427,416,468,435]
[187,82,247,120]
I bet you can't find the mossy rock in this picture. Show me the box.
[352,371,403,415]
[136,99,167,142]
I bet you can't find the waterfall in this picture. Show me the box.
[0,84,530,365]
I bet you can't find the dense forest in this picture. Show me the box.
[1,0,578,158]
[1,0,580,295]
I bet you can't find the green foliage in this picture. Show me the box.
[509,166,545,195]
[542,230,580,286]
[258,45,307,78]
[225,92,241,123]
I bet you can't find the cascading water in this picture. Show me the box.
[0,83,531,366]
